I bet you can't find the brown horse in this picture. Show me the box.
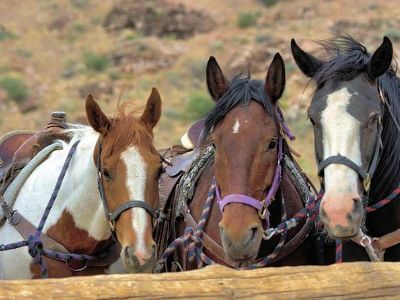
[157,54,316,270]
[0,88,162,279]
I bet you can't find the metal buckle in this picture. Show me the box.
[363,175,371,192]
[263,228,277,240]
[258,200,268,219]
[109,220,116,232]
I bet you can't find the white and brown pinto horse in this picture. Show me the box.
[0,88,162,279]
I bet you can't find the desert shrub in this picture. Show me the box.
[385,29,400,42]
[185,92,214,120]
[83,51,109,72]
[237,12,258,29]
[0,76,28,103]
[70,0,89,9]
[261,0,278,7]
[0,28,16,41]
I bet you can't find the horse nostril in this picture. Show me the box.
[124,247,132,258]
[247,226,258,244]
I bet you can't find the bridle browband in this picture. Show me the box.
[317,87,385,193]
[96,143,157,236]
[215,106,293,229]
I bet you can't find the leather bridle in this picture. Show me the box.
[96,143,157,239]
[317,88,385,194]
[317,119,383,193]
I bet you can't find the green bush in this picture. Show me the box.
[237,12,258,29]
[83,51,109,72]
[0,76,28,103]
[261,0,278,7]
[185,92,214,120]
[385,29,400,42]
[0,28,16,41]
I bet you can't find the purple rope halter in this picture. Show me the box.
[216,135,284,229]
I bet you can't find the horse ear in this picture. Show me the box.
[85,94,110,135]
[265,53,285,103]
[291,38,324,78]
[206,56,230,101]
[140,87,162,130]
[368,36,393,79]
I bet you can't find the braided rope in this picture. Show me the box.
[366,187,400,212]
[155,179,216,272]
[246,196,288,269]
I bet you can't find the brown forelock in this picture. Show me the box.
[213,101,278,239]
[96,104,160,248]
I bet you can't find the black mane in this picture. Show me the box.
[314,35,400,202]
[202,75,278,140]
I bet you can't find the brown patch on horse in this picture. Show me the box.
[46,210,113,254]
[30,210,114,278]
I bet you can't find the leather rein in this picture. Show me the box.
[96,143,158,239]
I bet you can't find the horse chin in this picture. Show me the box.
[121,252,156,274]
[228,255,258,268]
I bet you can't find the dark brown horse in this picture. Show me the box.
[291,35,400,262]
[157,53,317,271]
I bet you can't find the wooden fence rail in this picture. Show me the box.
[0,262,399,299]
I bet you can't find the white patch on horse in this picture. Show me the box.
[232,118,240,134]
[180,132,194,148]
[121,147,148,256]
[0,128,111,279]
[321,87,361,196]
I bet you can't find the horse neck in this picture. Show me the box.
[46,132,111,253]
[370,105,400,202]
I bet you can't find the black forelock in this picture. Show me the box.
[202,75,277,141]
[313,34,371,89]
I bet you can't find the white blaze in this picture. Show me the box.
[232,118,240,134]
[121,147,148,253]
[321,87,361,196]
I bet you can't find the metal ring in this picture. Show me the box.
[360,235,372,248]
[66,257,88,272]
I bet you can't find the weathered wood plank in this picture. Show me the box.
[0,262,399,299]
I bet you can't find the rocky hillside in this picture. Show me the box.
[0,0,399,181]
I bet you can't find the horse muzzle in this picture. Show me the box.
[320,194,364,238]
[121,244,156,273]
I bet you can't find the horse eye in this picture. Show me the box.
[368,113,380,126]
[102,168,112,180]
[267,139,277,151]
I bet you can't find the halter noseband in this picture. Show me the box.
[215,107,292,228]
[96,143,157,234]
[317,95,384,193]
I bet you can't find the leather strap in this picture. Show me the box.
[373,228,400,252]
[318,155,369,180]
[9,211,120,268]
[10,211,68,253]
[109,200,156,222]
[181,201,313,268]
